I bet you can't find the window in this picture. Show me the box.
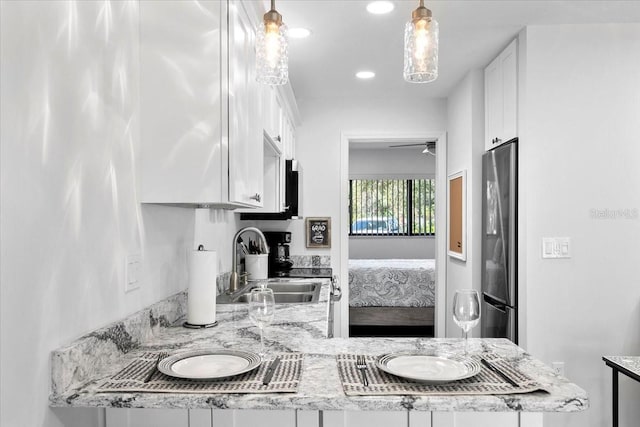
[349,178,435,236]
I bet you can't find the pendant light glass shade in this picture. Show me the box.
[403,0,438,83]
[256,0,288,85]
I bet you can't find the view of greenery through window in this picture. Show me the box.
[349,178,435,236]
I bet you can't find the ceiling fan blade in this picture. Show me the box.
[422,142,437,155]
[389,143,426,148]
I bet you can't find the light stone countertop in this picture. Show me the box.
[50,281,588,413]
[603,356,640,377]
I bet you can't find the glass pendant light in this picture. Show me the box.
[403,0,438,83]
[256,0,288,85]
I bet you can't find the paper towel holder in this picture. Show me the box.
[183,244,219,329]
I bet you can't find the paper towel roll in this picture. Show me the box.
[187,248,217,326]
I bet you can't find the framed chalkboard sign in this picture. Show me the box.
[306,217,331,248]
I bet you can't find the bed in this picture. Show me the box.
[348,259,436,335]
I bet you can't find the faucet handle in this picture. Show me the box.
[239,272,250,286]
[330,275,342,301]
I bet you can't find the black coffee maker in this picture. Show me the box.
[264,232,294,276]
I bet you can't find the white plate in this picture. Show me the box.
[158,349,261,380]
[376,353,481,384]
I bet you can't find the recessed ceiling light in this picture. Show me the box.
[366,1,394,15]
[356,71,376,79]
[288,28,311,39]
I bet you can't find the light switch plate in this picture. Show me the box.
[542,238,571,259]
[125,254,142,292]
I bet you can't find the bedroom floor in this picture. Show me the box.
[349,324,435,337]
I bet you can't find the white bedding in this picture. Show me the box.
[348,259,436,308]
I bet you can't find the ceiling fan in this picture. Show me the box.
[389,141,437,155]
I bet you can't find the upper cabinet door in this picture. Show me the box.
[485,39,518,151]
[140,0,265,208]
[501,41,518,143]
[282,113,295,160]
[264,86,284,150]
[140,1,224,204]
[484,55,503,151]
[228,0,263,207]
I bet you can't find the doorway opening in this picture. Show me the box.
[339,133,447,338]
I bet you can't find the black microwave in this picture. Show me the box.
[240,159,301,221]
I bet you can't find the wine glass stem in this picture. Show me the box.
[259,326,265,356]
[464,331,468,354]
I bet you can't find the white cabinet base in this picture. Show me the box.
[106,409,543,427]
[433,412,542,427]
[190,409,212,427]
[106,408,189,427]
[323,410,409,427]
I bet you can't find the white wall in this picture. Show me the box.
[520,24,640,427]
[0,2,197,426]
[349,147,436,176]
[349,148,436,259]
[349,236,436,260]
[194,209,243,281]
[255,97,447,264]
[445,70,485,338]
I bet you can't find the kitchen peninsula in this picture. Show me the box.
[50,283,588,427]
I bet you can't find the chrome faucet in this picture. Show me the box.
[229,227,270,294]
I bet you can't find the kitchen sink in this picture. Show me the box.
[265,283,318,293]
[233,293,315,304]
[217,280,322,304]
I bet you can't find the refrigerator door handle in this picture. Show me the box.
[483,292,510,308]
[483,293,507,312]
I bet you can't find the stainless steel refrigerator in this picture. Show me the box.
[481,140,518,343]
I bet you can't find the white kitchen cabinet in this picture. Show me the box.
[106,409,211,427]
[228,0,263,208]
[485,39,518,151]
[263,85,297,159]
[433,412,542,427]
[263,136,285,213]
[434,412,517,427]
[281,112,296,160]
[263,86,285,151]
[105,409,542,427]
[238,133,285,213]
[240,90,297,214]
[139,0,263,208]
[231,409,296,427]
[323,410,412,427]
[321,411,541,427]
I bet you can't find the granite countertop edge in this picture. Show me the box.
[49,281,589,413]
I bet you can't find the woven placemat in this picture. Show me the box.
[337,354,546,396]
[98,352,303,394]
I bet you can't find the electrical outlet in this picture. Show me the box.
[552,361,565,376]
[125,254,142,293]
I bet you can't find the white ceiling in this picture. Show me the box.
[274,0,640,101]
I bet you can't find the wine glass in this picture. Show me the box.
[453,289,481,353]
[248,287,275,358]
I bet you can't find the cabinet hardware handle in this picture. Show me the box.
[275,135,281,142]
[250,193,261,202]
